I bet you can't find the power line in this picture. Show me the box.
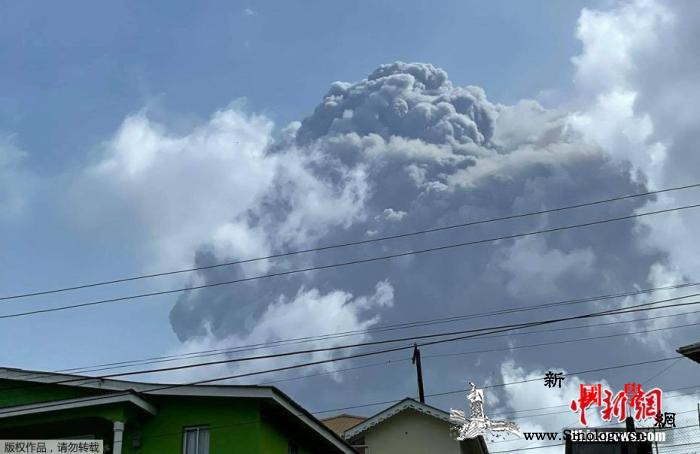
[0,350,688,420]
[76,320,562,381]
[258,314,700,387]
[0,323,538,415]
[429,358,678,394]
[3,202,700,322]
[112,310,700,374]
[3,293,695,399]
[308,366,696,415]
[4,182,699,303]
[0,319,566,394]
[11,301,695,393]
[5,294,700,408]
[312,390,700,423]
[41,308,700,398]
[260,358,401,386]
[93,295,700,381]
[641,358,684,388]
[423,320,700,361]
[52,281,700,376]
[80,297,698,390]
[8,287,699,403]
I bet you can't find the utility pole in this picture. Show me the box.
[412,344,425,403]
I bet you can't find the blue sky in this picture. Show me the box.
[1,0,592,170]
[1,0,699,442]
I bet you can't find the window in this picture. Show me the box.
[183,426,210,454]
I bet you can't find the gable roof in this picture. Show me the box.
[0,367,355,454]
[343,397,450,439]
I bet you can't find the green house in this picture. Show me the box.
[0,367,355,453]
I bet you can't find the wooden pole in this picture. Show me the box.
[412,344,425,403]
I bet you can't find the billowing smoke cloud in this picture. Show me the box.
[296,61,495,147]
[159,60,675,403]
[67,0,700,433]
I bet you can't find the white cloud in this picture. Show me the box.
[569,0,673,184]
[68,106,370,274]
[572,0,672,96]
[568,90,665,183]
[568,0,700,315]
[379,208,407,222]
[68,108,275,271]
[156,281,394,383]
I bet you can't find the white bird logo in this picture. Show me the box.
[450,382,523,440]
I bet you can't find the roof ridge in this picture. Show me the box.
[343,398,452,439]
[0,366,269,390]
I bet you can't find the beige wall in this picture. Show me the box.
[356,409,480,454]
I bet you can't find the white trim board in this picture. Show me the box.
[344,397,451,440]
[0,393,157,418]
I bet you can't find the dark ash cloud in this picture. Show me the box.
[164,61,678,415]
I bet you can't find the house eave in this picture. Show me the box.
[677,342,700,363]
[0,392,157,419]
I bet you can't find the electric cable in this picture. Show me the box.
[2,202,699,321]
[4,182,699,302]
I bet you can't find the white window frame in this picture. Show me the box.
[182,426,210,454]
